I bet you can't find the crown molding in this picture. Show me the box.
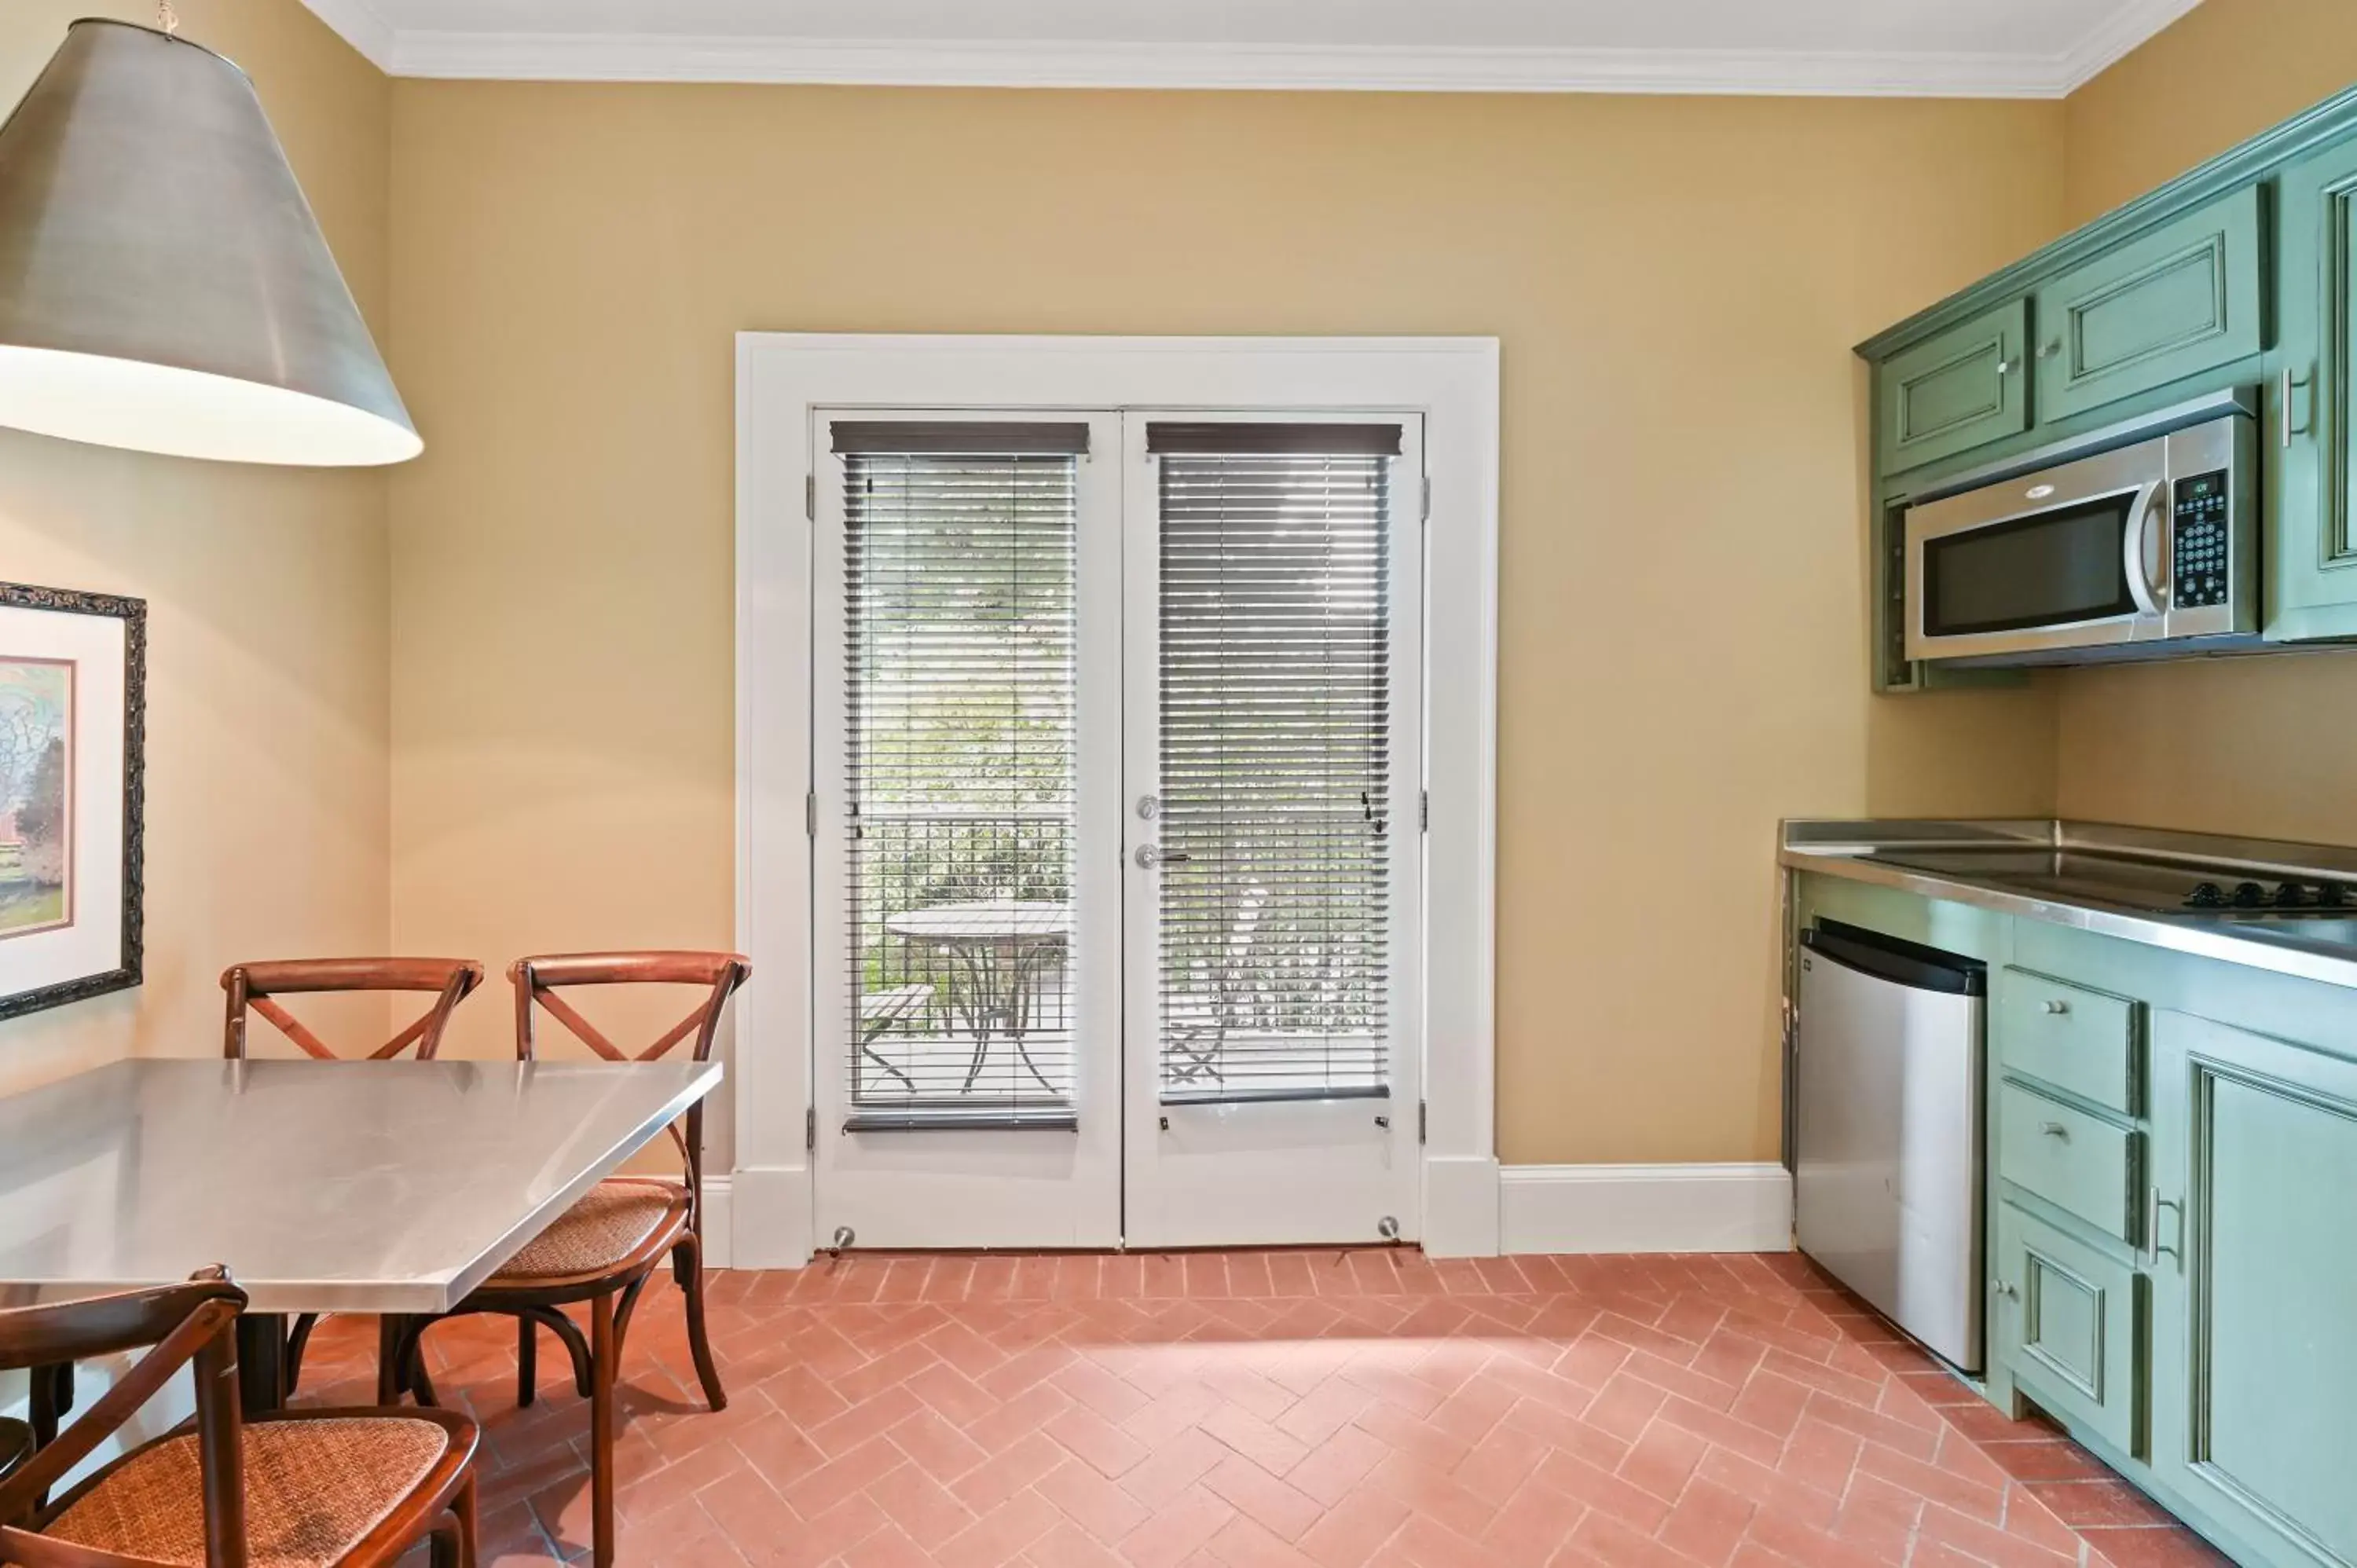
[387,32,2084,96]
[2060,0,2208,92]
[299,0,2209,98]
[296,0,397,71]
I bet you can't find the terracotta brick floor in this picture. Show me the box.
[299,1251,2233,1568]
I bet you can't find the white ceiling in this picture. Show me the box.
[299,0,2207,96]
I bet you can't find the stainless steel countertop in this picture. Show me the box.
[1782,819,2357,992]
[0,1058,720,1313]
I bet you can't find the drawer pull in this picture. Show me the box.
[2041,999,2071,1015]
[2040,1121,2071,1141]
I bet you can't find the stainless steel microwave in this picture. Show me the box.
[1903,409,2258,667]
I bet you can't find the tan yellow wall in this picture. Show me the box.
[0,2,393,1095]
[386,83,2064,1166]
[2055,0,2357,841]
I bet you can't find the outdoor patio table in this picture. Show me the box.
[0,1056,718,1415]
[883,899,1071,1094]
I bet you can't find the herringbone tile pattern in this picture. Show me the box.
[297,1251,2227,1568]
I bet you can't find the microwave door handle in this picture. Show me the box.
[2124,482,2168,618]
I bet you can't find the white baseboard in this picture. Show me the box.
[1500,1163,1794,1255]
[725,1164,813,1269]
[701,1175,734,1269]
[1420,1155,1502,1258]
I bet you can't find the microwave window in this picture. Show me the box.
[1923,495,2137,638]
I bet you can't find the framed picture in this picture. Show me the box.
[0,582,145,1020]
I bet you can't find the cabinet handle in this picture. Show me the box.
[2040,1121,2070,1141]
[1996,358,2014,376]
[2143,1187,2184,1267]
[1995,1280,2019,1300]
[2038,339,2062,361]
[2041,999,2070,1015]
[2283,366,2315,449]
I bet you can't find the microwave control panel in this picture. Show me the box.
[2172,470,2233,608]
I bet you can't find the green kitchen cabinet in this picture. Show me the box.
[1876,299,2030,476]
[2268,137,2357,641]
[2145,1010,2357,1567]
[2031,186,2264,427]
[1993,1200,2144,1462]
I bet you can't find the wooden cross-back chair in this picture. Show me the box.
[390,951,748,1568]
[219,958,486,1395]
[0,1270,478,1568]
[222,959,485,1064]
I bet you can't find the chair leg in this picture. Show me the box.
[673,1233,728,1412]
[455,1473,479,1568]
[401,1323,441,1409]
[429,1515,458,1568]
[376,1315,405,1405]
[523,1305,594,1399]
[284,1313,321,1393]
[611,1274,651,1366]
[516,1314,537,1409]
[588,1291,617,1568]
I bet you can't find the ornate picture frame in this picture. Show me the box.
[0,581,145,1020]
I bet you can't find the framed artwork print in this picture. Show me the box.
[0,582,144,1020]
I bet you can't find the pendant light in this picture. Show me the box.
[0,13,420,467]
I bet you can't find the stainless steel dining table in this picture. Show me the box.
[0,1056,719,1412]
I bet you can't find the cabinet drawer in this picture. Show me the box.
[1879,299,2030,475]
[1996,1202,2143,1460]
[2033,185,2263,423]
[1999,1081,2140,1244]
[1997,968,2141,1116]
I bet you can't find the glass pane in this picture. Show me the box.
[1156,448,1393,1103]
[844,452,1076,1117]
[1924,496,2136,637]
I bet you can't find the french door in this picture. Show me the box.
[810,408,1423,1250]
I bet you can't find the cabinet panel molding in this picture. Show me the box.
[2033,187,2264,426]
[1878,300,2029,477]
[2151,1011,2357,1567]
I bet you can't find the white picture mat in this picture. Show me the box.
[0,603,126,995]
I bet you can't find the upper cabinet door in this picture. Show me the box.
[1877,299,2029,476]
[2271,141,2357,641]
[2033,187,2264,426]
[2147,1010,2357,1568]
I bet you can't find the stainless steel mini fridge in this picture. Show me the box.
[1795,920,1985,1372]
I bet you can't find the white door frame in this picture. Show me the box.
[734,335,1501,1263]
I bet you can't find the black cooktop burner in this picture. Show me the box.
[2185,878,2357,913]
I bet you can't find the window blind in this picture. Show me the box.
[838,427,1080,1129]
[1150,423,1401,1104]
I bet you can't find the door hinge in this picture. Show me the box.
[1417,1100,1428,1145]
[1421,473,1432,524]
[805,791,819,837]
[806,1105,817,1152]
[805,473,816,522]
[1420,791,1429,833]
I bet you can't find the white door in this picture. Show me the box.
[1120,414,1425,1247]
[811,412,1124,1248]
[812,408,1423,1249]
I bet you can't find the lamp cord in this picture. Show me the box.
[158,2,181,35]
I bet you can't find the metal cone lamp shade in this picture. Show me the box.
[0,20,420,466]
